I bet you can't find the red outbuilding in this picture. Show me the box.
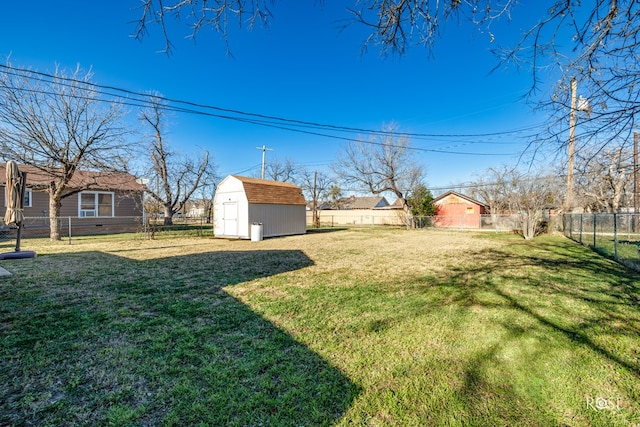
[433,191,487,228]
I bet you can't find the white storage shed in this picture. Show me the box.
[213,175,307,239]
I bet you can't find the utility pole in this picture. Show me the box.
[256,145,273,180]
[566,77,577,212]
[313,170,318,228]
[634,131,639,230]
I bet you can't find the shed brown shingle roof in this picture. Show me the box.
[0,163,145,192]
[233,175,306,205]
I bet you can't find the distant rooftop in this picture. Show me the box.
[339,196,389,210]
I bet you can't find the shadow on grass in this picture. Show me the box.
[426,239,640,424]
[269,233,635,425]
[306,227,349,234]
[445,241,640,371]
[0,249,359,426]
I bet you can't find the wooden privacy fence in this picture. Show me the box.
[306,210,520,231]
[307,210,406,227]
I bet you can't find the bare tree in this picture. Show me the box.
[297,169,333,228]
[132,1,510,56]
[332,124,424,227]
[503,170,562,240]
[197,183,217,224]
[139,95,217,226]
[133,0,273,54]
[468,166,514,215]
[574,145,632,213]
[468,165,562,238]
[0,63,130,240]
[512,1,640,163]
[347,0,516,56]
[266,157,297,182]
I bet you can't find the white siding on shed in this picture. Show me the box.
[213,176,250,238]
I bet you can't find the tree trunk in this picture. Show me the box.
[49,195,62,241]
[163,204,173,226]
[313,210,320,228]
[400,198,413,229]
[521,209,540,240]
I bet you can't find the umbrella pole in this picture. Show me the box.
[14,224,21,252]
[14,171,26,252]
[0,166,35,260]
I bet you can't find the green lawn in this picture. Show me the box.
[1,229,639,426]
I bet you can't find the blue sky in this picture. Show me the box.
[0,1,557,193]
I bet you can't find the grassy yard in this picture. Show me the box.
[1,229,639,426]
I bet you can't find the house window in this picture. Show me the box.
[466,206,474,214]
[23,189,32,208]
[3,188,31,208]
[79,191,114,217]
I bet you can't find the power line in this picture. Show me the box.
[8,82,522,157]
[3,65,635,205]
[0,63,545,144]
[4,66,633,183]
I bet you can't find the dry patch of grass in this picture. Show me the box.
[1,229,640,426]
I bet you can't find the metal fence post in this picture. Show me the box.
[569,214,575,240]
[68,216,72,245]
[614,213,618,260]
[580,214,583,244]
[593,214,597,248]
[570,214,573,239]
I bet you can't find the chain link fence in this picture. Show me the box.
[0,212,534,245]
[7,213,640,272]
[0,216,214,244]
[563,213,640,271]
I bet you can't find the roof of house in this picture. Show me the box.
[232,175,306,206]
[306,201,332,210]
[0,163,146,192]
[340,196,389,210]
[377,198,405,209]
[434,190,486,207]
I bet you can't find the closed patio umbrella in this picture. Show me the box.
[4,160,24,228]
[0,161,35,259]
